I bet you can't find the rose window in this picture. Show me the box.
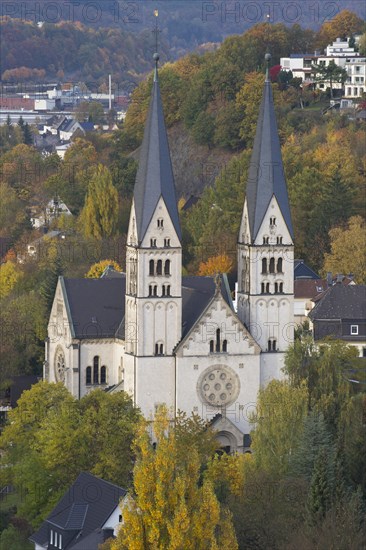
[197,365,240,407]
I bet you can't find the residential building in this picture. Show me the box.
[30,472,126,550]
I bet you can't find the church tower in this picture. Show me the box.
[124,53,182,414]
[237,54,294,379]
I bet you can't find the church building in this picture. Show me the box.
[45,53,294,453]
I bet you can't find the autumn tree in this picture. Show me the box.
[85,259,122,278]
[322,216,366,283]
[113,407,237,550]
[198,253,233,276]
[80,164,119,240]
[316,10,365,50]
[0,260,23,299]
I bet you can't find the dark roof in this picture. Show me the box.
[309,284,366,321]
[181,195,199,211]
[133,68,181,243]
[61,274,231,342]
[294,259,320,280]
[245,76,294,242]
[80,122,94,132]
[62,276,126,339]
[70,528,114,549]
[181,275,231,338]
[294,279,327,299]
[30,472,126,549]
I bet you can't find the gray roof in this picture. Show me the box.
[30,472,126,548]
[245,77,294,242]
[61,274,231,342]
[309,284,366,320]
[62,276,126,339]
[133,69,181,243]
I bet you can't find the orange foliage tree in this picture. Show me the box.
[198,254,233,276]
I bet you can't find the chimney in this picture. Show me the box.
[336,274,343,284]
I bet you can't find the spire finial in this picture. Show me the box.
[265,52,271,82]
[152,9,160,81]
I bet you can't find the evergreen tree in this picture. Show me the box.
[307,447,333,523]
[6,114,12,127]
[23,123,33,145]
[39,245,64,311]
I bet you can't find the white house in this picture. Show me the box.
[45,54,295,453]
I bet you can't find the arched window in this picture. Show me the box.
[157,260,162,275]
[274,282,278,294]
[270,217,276,226]
[279,282,283,293]
[262,258,267,274]
[148,285,153,296]
[166,285,171,296]
[149,260,154,276]
[276,236,283,244]
[162,285,166,296]
[273,340,277,351]
[155,343,159,355]
[261,282,265,294]
[159,343,164,355]
[268,339,272,351]
[266,282,270,293]
[101,366,107,384]
[216,328,221,352]
[93,356,99,384]
[277,257,283,273]
[153,285,158,296]
[150,238,157,247]
[269,257,275,273]
[210,340,214,352]
[222,339,227,352]
[164,260,170,276]
[86,366,91,385]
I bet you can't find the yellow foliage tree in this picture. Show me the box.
[322,216,366,283]
[85,259,122,278]
[0,260,23,299]
[112,407,238,550]
[198,254,233,276]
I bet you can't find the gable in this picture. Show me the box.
[176,291,260,356]
[140,196,181,249]
[254,195,293,246]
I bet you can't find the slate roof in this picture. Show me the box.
[245,70,294,242]
[62,276,126,339]
[133,66,181,243]
[60,274,231,342]
[309,284,366,321]
[294,259,320,280]
[30,472,126,549]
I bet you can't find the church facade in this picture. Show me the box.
[45,55,294,453]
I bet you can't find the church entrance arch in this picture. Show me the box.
[216,430,237,454]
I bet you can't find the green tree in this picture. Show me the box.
[80,164,119,239]
[39,242,64,311]
[311,61,348,99]
[307,447,333,523]
[0,260,23,299]
[113,407,237,550]
[249,380,308,476]
[340,394,366,494]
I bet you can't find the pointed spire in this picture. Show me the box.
[132,51,181,243]
[244,53,294,242]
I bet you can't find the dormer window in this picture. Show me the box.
[157,218,164,228]
[351,325,358,335]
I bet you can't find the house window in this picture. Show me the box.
[151,238,157,247]
[277,257,283,273]
[164,238,170,247]
[86,367,91,385]
[351,325,359,335]
[262,258,267,274]
[59,534,62,549]
[164,260,171,276]
[119,514,122,522]
[149,260,154,276]
[101,366,107,384]
[93,356,99,384]
[50,530,53,544]
[156,260,162,275]
[54,532,58,546]
[157,218,163,228]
